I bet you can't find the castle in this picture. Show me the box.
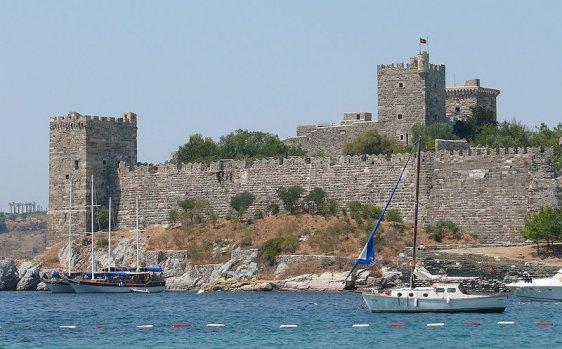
[284,51,500,154]
[47,51,560,248]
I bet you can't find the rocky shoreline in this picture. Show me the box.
[1,239,560,293]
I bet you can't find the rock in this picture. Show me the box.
[274,262,288,275]
[144,250,188,278]
[256,282,274,291]
[36,281,48,291]
[17,262,41,291]
[0,259,18,290]
[166,264,221,290]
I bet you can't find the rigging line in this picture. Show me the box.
[345,141,420,282]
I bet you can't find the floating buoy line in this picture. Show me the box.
[49,320,552,330]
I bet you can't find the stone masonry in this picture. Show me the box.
[48,112,137,246]
[283,51,499,155]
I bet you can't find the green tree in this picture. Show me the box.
[453,106,497,142]
[520,207,562,254]
[167,210,180,226]
[385,208,403,223]
[303,187,327,214]
[412,123,457,151]
[278,186,305,214]
[178,197,214,224]
[171,134,219,164]
[343,130,405,156]
[230,191,255,220]
[219,129,289,159]
[96,207,110,231]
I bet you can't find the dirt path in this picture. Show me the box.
[442,244,562,267]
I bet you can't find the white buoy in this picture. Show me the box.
[60,325,77,329]
[207,324,225,328]
[427,323,445,327]
[197,289,204,294]
[280,324,298,328]
[352,324,370,328]
[497,321,515,325]
[136,324,154,328]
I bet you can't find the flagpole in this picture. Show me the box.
[427,36,429,53]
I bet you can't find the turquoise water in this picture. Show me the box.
[0,291,561,348]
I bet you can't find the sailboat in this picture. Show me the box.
[347,141,508,313]
[43,181,77,293]
[69,196,165,293]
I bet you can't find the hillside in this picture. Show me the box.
[0,214,46,258]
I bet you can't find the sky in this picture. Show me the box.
[0,0,561,212]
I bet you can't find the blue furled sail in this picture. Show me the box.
[345,146,417,281]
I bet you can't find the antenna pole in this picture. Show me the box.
[91,175,95,280]
[68,180,72,275]
[136,197,140,272]
[410,140,421,288]
[108,197,112,268]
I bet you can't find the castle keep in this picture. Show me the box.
[47,51,560,248]
[284,51,499,155]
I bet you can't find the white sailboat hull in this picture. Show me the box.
[44,280,75,293]
[70,281,165,294]
[362,285,507,313]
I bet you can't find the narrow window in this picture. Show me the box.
[74,160,79,170]
[399,134,404,140]
[434,114,438,121]
[103,159,107,165]
[455,107,460,113]
[398,82,404,88]
[65,174,69,180]
[397,114,403,120]
[356,114,360,120]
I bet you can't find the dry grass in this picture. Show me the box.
[142,214,479,266]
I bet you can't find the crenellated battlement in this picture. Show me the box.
[50,111,137,124]
[446,86,500,97]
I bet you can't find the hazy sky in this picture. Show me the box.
[1,0,561,212]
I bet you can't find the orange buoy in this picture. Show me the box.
[463,322,481,326]
[389,323,406,327]
[537,322,553,326]
[172,323,192,328]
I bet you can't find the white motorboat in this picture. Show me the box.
[506,269,562,301]
[348,141,508,313]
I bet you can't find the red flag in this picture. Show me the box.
[420,38,427,44]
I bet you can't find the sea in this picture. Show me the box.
[0,291,561,349]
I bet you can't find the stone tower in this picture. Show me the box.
[377,51,446,143]
[445,79,500,121]
[47,112,137,246]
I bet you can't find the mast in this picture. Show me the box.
[108,197,112,268]
[136,197,139,272]
[410,140,421,288]
[67,180,72,275]
[91,175,95,279]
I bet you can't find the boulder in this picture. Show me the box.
[0,259,18,290]
[166,264,221,290]
[36,281,48,291]
[17,262,41,291]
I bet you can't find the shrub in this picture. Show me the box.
[269,203,280,216]
[230,191,255,220]
[425,219,460,242]
[259,236,299,265]
[385,209,403,223]
[278,186,305,214]
[167,210,179,226]
[96,236,108,249]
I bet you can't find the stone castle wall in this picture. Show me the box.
[113,148,560,244]
[47,112,137,246]
[284,121,380,155]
